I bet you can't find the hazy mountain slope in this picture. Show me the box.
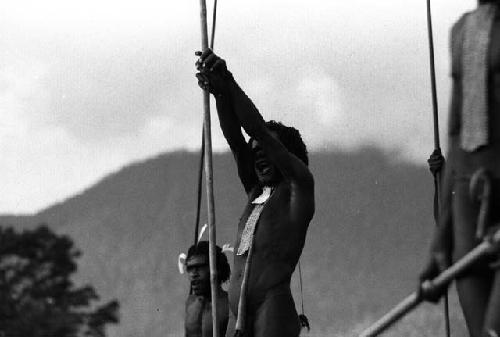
[0,149,468,337]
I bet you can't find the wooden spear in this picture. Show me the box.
[359,226,500,337]
[425,1,450,336]
[194,0,217,246]
[198,0,219,336]
[426,0,440,153]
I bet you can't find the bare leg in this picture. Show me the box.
[482,268,500,337]
[453,181,493,337]
[456,274,493,337]
[253,286,300,337]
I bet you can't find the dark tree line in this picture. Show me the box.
[0,224,119,337]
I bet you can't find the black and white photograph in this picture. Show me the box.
[1,0,499,336]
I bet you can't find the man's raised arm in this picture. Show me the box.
[196,49,312,187]
[225,70,315,226]
[196,49,257,193]
[227,76,313,189]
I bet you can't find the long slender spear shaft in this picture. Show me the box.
[427,0,440,151]
[425,1,450,336]
[198,0,219,336]
[194,0,218,246]
[194,131,204,245]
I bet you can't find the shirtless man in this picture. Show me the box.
[420,1,500,336]
[195,49,315,337]
[185,241,230,337]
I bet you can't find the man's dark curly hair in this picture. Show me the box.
[250,120,308,166]
[187,241,230,283]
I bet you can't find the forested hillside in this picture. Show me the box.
[0,149,468,337]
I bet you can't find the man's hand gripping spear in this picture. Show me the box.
[359,169,500,337]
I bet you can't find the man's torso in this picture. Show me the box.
[185,292,229,337]
[228,181,313,314]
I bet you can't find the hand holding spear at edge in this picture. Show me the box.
[359,2,451,336]
[359,169,498,337]
[424,1,451,336]
[358,224,500,337]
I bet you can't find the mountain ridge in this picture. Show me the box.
[0,148,468,337]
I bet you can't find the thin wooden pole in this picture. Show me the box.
[198,0,219,336]
[193,130,204,246]
[426,0,440,151]
[194,0,217,247]
[425,2,449,336]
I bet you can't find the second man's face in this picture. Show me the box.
[186,255,210,296]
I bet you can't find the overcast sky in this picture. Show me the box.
[0,0,476,214]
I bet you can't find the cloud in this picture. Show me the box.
[0,0,477,212]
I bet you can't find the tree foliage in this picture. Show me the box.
[0,224,119,337]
